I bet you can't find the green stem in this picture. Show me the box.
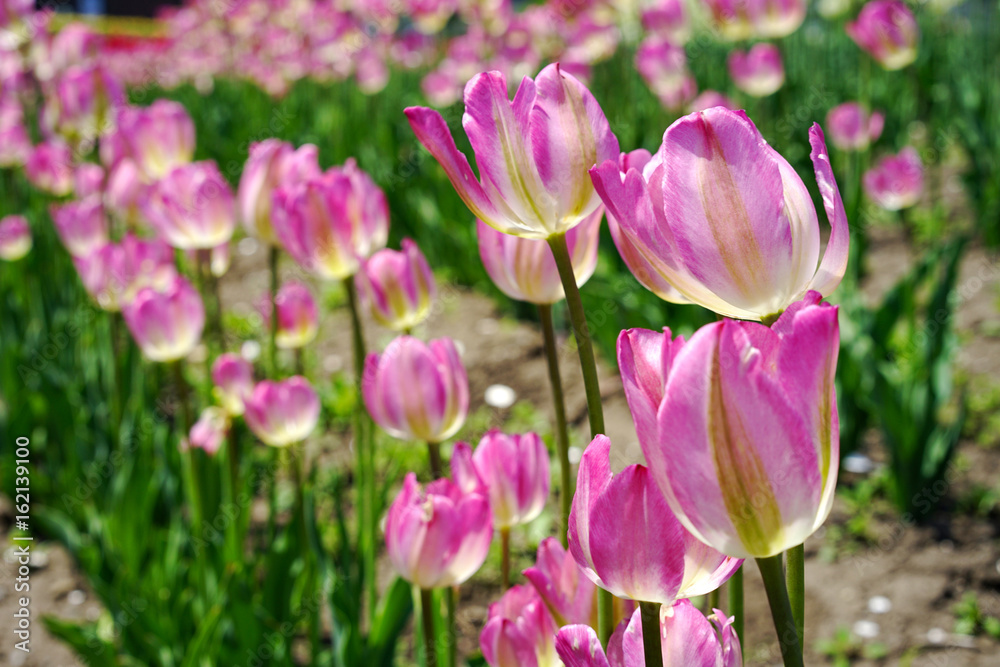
[538,303,572,547]
[731,564,744,643]
[708,587,720,613]
[597,584,614,649]
[174,362,202,531]
[500,527,511,591]
[786,544,805,653]
[427,441,444,479]
[420,588,438,667]
[294,347,304,376]
[269,246,279,377]
[639,601,662,667]
[291,446,320,659]
[756,555,804,667]
[445,586,457,667]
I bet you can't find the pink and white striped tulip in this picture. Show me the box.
[481,584,560,667]
[405,63,619,239]
[826,102,885,151]
[701,0,805,40]
[50,64,125,140]
[272,159,389,280]
[363,336,469,443]
[237,139,321,245]
[569,436,742,603]
[25,141,74,196]
[555,601,742,666]
[846,0,919,71]
[0,215,31,261]
[728,43,785,97]
[863,147,923,211]
[385,473,492,589]
[590,108,849,322]
[51,196,108,257]
[185,407,228,456]
[105,159,145,221]
[523,537,596,627]
[357,238,436,332]
[212,353,254,416]
[122,274,205,363]
[641,0,691,44]
[455,430,550,530]
[270,281,319,349]
[115,100,196,180]
[143,161,236,250]
[477,206,600,305]
[244,376,320,447]
[73,235,176,311]
[620,292,840,559]
[635,37,696,111]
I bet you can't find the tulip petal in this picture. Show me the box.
[616,327,668,471]
[806,124,850,297]
[555,625,611,667]
[661,599,724,667]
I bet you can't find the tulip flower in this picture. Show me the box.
[863,147,923,211]
[406,0,458,34]
[264,281,319,349]
[728,44,785,97]
[480,585,561,667]
[25,141,74,196]
[826,102,885,152]
[115,100,196,180]
[555,601,742,666]
[477,207,600,305]
[363,336,469,443]
[122,274,205,363]
[0,116,31,167]
[689,90,735,112]
[0,215,31,261]
[635,36,696,111]
[244,376,320,447]
[212,353,254,416]
[105,159,145,221]
[590,108,849,322]
[846,0,919,71]
[456,430,550,530]
[619,293,840,559]
[49,64,125,140]
[143,161,236,250]
[701,0,805,39]
[73,235,177,311]
[569,435,742,602]
[385,473,492,589]
[523,537,596,627]
[74,163,104,197]
[237,139,321,245]
[641,0,691,44]
[357,238,436,332]
[405,63,619,240]
[185,407,229,456]
[272,159,389,280]
[51,196,108,257]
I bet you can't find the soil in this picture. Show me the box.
[4,226,1000,666]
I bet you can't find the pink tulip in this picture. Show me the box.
[74,163,104,198]
[357,238,436,332]
[480,584,560,667]
[641,0,691,44]
[0,215,31,261]
[244,376,320,447]
[143,161,236,250]
[185,407,228,456]
[363,336,469,443]
[689,90,736,113]
[405,0,458,34]
[0,115,31,167]
[122,274,205,363]
[51,196,108,257]
[590,108,849,321]
[212,353,254,416]
[385,473,492,589]
[105,159,145,221]
[115,100,196,180]
[701,0,805,39]
[263,281,319,349]
[863,147,923,210]
[523,537,596,627]
[454,430,550,530]
[635,36,696,112]
[477,206,600,305]
[826,102,885,151]
[238,139,321,245]
[555,601,742,666]
[26,140,74,196]
[406,63,619,239]
[272,159,389,280]
[728,43,785,97]
[73,234,176,311]
[50,64,125,140]
[619,293,839,559]
[569,435,742,602]
[846,0,919,71]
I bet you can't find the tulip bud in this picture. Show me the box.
[480,585,561,667]
[0,215,31,261]
[122,274,205,363]
[358,238,436,332]
[363,336,469,443]
[458,430,550,530]
[826,102,885,152]
[728,43,785,97]
[635,36,696,111]
[244,376,320,447]
[863,147,923,211]
[262,281,319,349]
[590,108,849,321]
[143,161,236,250]
[406,63,619,240]
[25,140,74,196]
[846,0,919,71]
[51,196,108,257]
[116,100,196,180]
[523,537,596,627]
[238,139,321,245]
[212,353,254,416]
[185,407,229,456]
[385,473,492,589]
[105,159,145,222]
